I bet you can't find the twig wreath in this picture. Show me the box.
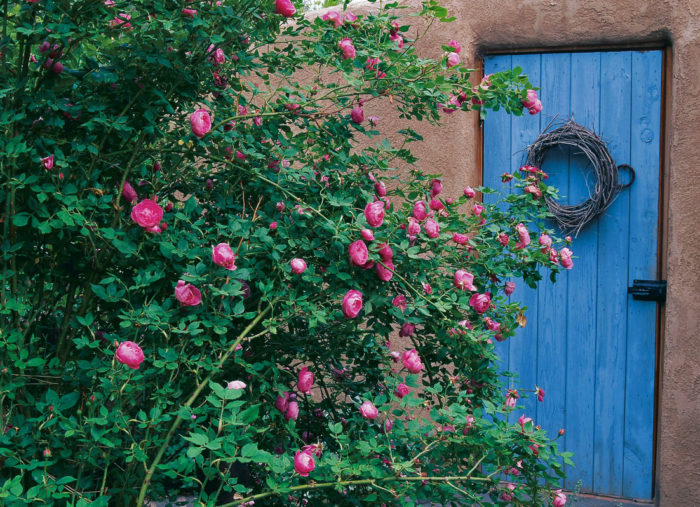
[525,119,634,237]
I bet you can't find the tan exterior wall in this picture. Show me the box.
[314,0,700,504]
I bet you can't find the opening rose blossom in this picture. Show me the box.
[376,260,394,282]
[504,281,516,296]
[274,0,296,17]
[361,229,374,241]
[364,201,385,228]
[350,105,364,124]
[424,218,440,238]
[452,233,469,245]
[560,247,574,269]
[322,11,342,27]
[297,366,314,394]
[341,289,363,319]
[285,400,299,421]
[515,223,531,249]
[115,341,145,370]
[131,199,164,229]
[348,240,369,267]
[41,154,54,170]
[469,292,491,314]
[190,108,211,138]
[398,322,415,337]
[463,186,476,198]
[212,243,237,271]
[294,449,315,476]
[413,201,428,221]
[401,349,423,373]
[338,38,356,60]
[174,280,202,306]
[360,400,378,420]
[454,269,477,291]
[378,243,393,261]
[290,258,307,274]
[395,382,410,398]
[227,380,247,390]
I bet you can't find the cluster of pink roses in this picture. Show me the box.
[321,10,357,28]
[521,89,543,115]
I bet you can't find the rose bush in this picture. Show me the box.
[1,0,573,505]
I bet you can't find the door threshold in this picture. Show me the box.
[570,491,654,506]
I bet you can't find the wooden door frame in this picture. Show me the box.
[477,44,670,503]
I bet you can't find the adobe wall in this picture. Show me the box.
[315,0,700,504]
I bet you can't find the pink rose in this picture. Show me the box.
[484,316,500,331]
[407,218,421,238]
[430,179,443,197]
[269,221,278,230]
[338,38,356,60]
[446,51,460,68]
[344,12,357,23]
[390,351,400,362]
[469,292,491,314]
[294,449,315,476]
[274,0,296,17]
[378,243,393,260]
[413,201,428,221]
[473,203,484,216]
[522,89,539,109]
[121,181,138,203]
[422,282,432,294]
[539,233,552,249]
[322,11,342,27]
[212,243,237,271]
[399,322,415,337]
[361,229,374,241]
[364,201,385,228]
[175,280,202,306]
[360,400,378,420]
[553,490,567,507]
[560,248,574,269]
[227,380,247,390]
[454,270,476,291]
[376,261,394,282]
[429,198,444,211]
[276,201,285,212]
[515,223,530,249]
[385,418,393,432]
[392,294,406,311]
[131,199,164,228]
[498,233,509,247]
[448,39,461,53]
[290,258,307,274]
[342,290,363,319]
[374,180,387,197]
[390,32,404,48]
[351,105,364,124]
[452,233,469,245]
[181,8,196,17]
[536,386,545,402]
[297,366,314,394]
[524,184,542,199]
[275,392,290,413]
[285,400,299,421]
[528,99,542,115]
[395,383,410,398]
[402,349,423,374]
[425,218,440,238]
[190,108,211,138]
[115,341,145,370]
[504,281,516,296]
[348,240,369,267]
[463,186,476,198]
[41,154,54,170]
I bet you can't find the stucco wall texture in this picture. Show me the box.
[314,0,700,505]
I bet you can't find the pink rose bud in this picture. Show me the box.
[290,258,307,274]
[504,281,516,296]
[424,218,440,238]
[498,233,509,246]
[348,240,369,267]
[448,39,461,53]
[275,392,290,413]
[212,243,237,271]
[361,229,374,241]
[452,233,469,245]
[360,400,378,420]
[422,282,432,294]
[413,201,428,221]
[130,199,164,229]
[376,261,394,282]
[385,418,393,432]
[392,294,406,311]
[115,341,145,369]
[175,280,202,306]
[446,51,461,68]
[269,221,278,230]
[364,201,385,228]
[560,247,574,269]
[528,99,542,115]
[536,386,545,402]
[390,32,404,48]
[395,382,410,398]
[374,181,387,197]
[285,400,299,421]
[399,322,415,337]
[276,201,285,212]
[341,289,363,319]
[472,203,484,216]
[190,108,211,138]
[350,105,364,124]
[205,178,214,190]
[227,380,247,390]
[463,186,476,198]
[297,366,314,394]
[41,154,54,170]
[553,490,567,507]
[181,8,197,17]
[294,450,315,476]
[522,89,539,109]
[377,243,393,261]
[515,223,531,249]
[469,292,491,314]
[446,197,453,205]
[402,349,423,374]
[407,218,421,237]
[430,179,443,197]
[338,38,356,60]
[454,270,477,291]
[565,235,572,243]
[153,161,161,172]
[275,0,296,17]
[559,428,566,436]
[429,199,444,211]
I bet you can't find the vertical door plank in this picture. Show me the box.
[593,51,633,497]
[563,51,602,492]
[622,50,661,499]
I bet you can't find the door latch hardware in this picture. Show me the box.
[628,279,667,302]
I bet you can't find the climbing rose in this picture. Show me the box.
[274,0,296,17]
[348,240,369,266]
[227,380,247,390]
[360,400,378,420]
[390,32,403,48]
[190,108,211,138]
[344,12,357,23]
[515,223,531,249]
[130,199,163,228]
[429,198,444,211]
[539,233,552,249]
[285,401,299,421]
[378,243,393,260]
[452,233,469,245]
[560,248,574,269]
[536,386,545,402]
[342,290,363,318]
[374,180,387,197]
[425,218,440,238]
[41,154,54,170]
[290,258,307,274]
[413,201,428,221]
[376,261,394,282]
[402,349,423,373]
[297,367,314,394]
[473,203,484,216]
[275,392,290,414]
[522,89,539,109]
[407,218,421,238]
[498,233,510,246]
[351,105,364,124]
[181,8,196,17]
[422,282,432,294]
[464,186,476,198]
[446,51,461,68]
[294,450,315,476]
[469,292,491,314]
[121,181,138,203]
[392,294,406,311]
[175,280,202,306]
[211,243,237,271]
[115,341,144,370]
[454,270,476,291]
[430,178,443,197]
[399,322,415,337]
[338,38,356,60]
[395,383,410,398]
[552,490,567,507]
[322,11,342,27]
[364,201,385,227]
[505,281,516,296]
[448,39,461,53]
[385,419,393,432]
[361,229,374,241]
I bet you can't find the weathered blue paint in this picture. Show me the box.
[483,50,661,499]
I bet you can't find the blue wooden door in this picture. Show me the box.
[483,51,662,499]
